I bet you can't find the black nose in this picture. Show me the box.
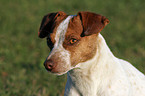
[44,60,54,71]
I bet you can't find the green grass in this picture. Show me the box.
[0,0,145,95]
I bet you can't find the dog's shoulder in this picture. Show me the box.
[119,59,145,78]
[119,59,145,94]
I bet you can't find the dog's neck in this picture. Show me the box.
[67,33,120,95]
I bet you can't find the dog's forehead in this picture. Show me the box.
[48,15,68,42]
[50,15,83,42]
[65,15,83,37]
[55,16,73,41]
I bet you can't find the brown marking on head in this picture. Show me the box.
[38,11,68,39]
[63,11,109,66]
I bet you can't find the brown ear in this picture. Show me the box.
[38,11,67,38]
[77,12,109,36]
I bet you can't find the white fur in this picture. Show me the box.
[64,34,145,96]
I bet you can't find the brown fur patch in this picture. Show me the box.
[63,15,98,66]
[64,35,97,66]
[63,12,109,66]
[39,11,69,50]
[38,11,68,39]
[62,12,109,66]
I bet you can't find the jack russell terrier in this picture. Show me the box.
[38,11,145,96]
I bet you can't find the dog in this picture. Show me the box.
[38,11,145,96]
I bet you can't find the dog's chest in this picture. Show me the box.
[66,71,98,96]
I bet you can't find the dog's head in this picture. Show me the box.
[38,11,109,75]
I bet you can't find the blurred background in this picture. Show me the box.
[0,0,145,96]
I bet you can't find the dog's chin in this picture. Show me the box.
[48,69,69,76]
[48,71,69,75]
[49,67,80,75]
[51,71,68,75]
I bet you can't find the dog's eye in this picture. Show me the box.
[70,38,77,44]
[47,37,54,50]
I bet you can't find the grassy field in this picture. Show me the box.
[0,0,145,96]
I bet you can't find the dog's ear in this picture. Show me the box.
[38,11,67,38]
[77,12,109,36]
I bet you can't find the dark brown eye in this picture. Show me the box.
[47,37,54,50]
[70,38,77,44]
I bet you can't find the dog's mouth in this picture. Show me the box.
[45,68,69,75]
